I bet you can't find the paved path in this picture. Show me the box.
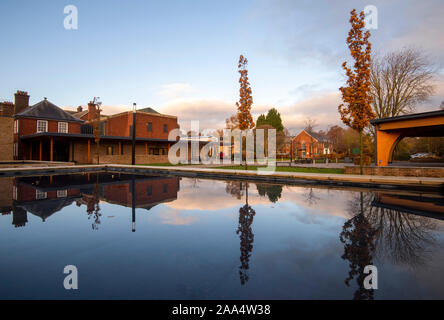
[0,164,442,189]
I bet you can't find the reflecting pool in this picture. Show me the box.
[0,172,443,299]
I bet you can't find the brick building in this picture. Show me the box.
[291,130,332,159]
[1,90,179,164]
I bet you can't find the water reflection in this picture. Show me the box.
[256,183,282,203]
[0,173,180,230]
[340,192,377,300]
[1,173,444,299]
[340,191,443,299]
[237,183,256,285]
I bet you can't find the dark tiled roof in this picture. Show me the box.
[16,99,84,122]
[304,130,329,142]
[73,110,89,119]
[138,107,160,114]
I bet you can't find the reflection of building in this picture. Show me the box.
[291,130,331,159]
[3,173,179,228]
[372,192,444,220]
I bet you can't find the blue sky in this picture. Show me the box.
[1,0,443,131]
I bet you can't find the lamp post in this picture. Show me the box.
[131,103,136,165]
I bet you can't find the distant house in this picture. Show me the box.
[1,90,179,164]
[291,129,331,159]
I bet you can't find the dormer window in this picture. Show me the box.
[37,120,48,133]
[58,122,68,133]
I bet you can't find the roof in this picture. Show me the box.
[16,99,84,123]
[370,109,444,125]
[138,107,160,114]
[73,109,89,119]
[296,129,329,142]
[19,131,177,142]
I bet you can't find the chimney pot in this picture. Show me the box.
[14,90,30,115]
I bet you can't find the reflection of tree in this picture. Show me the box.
[85,175,101,230]
[304,188,320,206]
[363,193,438,268]
[339,192,376,300]
[256,183,282,203]
[340,191,441,299]
[236,183,256,285]
[226,181,244,199]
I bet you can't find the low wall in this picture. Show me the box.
[97,154,169,165]
[344,166,444,177]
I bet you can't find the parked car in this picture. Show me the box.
[410,153,436,159]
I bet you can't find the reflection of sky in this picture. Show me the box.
[0,177,444,299]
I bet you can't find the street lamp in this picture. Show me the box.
[132,103,136,165]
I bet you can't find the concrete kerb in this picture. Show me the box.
[0,164,442,190]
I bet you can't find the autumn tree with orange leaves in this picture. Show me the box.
[236,55,255,170]
[339,9,375,174]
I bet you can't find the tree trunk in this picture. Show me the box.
[359,130,363,175]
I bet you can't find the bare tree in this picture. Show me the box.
[370,48,436,120]
[304,117,317,134]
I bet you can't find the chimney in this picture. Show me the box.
[0,102,15,117]
[88,101,99,121]
[14,91,29,115]
[77,106,83,113]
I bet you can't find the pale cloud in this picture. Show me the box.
[159,98,234,131]
[164,178,352,220]
[151,207,200,226]
[158,83,195,99]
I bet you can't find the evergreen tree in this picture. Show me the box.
[265,108,284,132]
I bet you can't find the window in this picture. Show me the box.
[14,120,18,134]
[37,120,48,133]
[106,146,114,155]
[58,122,68,133]
[146,185,152,196]
[147,122,152,132]
[13,143,18,157]
[162,148,168,155]
[57,190,67,198]
[163,184,168,193]
[163,124,168,133]
[36,190,47,200]
[12,186,17,200]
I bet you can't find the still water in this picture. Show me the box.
[0,172,443,300]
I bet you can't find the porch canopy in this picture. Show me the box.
[371,110,444,166]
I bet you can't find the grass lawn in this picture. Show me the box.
[213,165,344,174]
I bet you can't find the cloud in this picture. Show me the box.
[158,83,195,99]
[158,98,235,131]
[150,206,200,226]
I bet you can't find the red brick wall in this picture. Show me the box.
[344,166,444,177]
[103,112,178,139]
[292,130,329,158]
[17,118,81,136]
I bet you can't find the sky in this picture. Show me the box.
[0,0,443,133]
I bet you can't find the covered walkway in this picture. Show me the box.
[371,110,444,166]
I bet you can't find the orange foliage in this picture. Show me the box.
[236,55,254,130]
[338,9,375,132]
